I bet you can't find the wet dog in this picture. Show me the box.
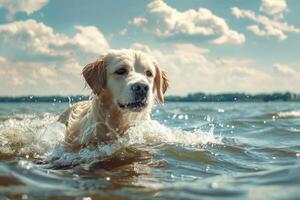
[58,49,169,148]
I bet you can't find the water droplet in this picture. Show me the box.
[206,165,210,172]
[18,160,32,170]
[211,181,218,188]
[68,96,72,107]
[206,115,212,122]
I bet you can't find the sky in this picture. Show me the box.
[0,0,299,96]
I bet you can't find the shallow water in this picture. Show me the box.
[0,102,300,199]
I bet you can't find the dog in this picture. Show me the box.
[58,49,169,149]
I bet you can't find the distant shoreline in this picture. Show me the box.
[0,92,299,103]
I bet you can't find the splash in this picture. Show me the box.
[0,113,221,167]
[124,120,220,146]
[0,113,65,158]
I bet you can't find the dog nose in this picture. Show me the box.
[131,83,149,92]
[131,83,149,100]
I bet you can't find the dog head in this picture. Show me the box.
[82,49,169,112]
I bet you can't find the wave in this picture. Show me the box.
[0,114,221,168]
[245,110,300,121]
[276,110,300,119]
[0,113,65,158]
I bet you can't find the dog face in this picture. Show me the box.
[82,49,169,112]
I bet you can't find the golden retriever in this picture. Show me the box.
[58,49,169,148]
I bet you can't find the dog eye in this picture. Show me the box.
[115,68,128,75]
[146,70,153,77]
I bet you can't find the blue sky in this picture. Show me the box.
[0,0,299,96]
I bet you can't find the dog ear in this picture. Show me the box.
[82,60,106,95]
[155,65,169,104]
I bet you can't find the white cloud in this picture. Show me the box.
[0,57,87,96]
[130,0,245,45]
[232,7,300,40]
[0,19,110,95]
[0,0,48,20]
[210,30,246,45]
[214,58,255,69]
[247,24,287,40]
[0,19,110,61]
[129,17,148,26]
[131,43,275,95]
[0,56,6,63]
[73,25,109,54]
[273,63,298,76]
[119,28,128,36]
[39,66,56,78]
[260,0,288,19]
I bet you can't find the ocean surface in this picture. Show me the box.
[0,102,300,200]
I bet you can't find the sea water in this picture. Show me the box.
[0,102,299,199]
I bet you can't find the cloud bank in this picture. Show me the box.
[131,0,245,45]
[0,0,48,20]
[0,19,109,95]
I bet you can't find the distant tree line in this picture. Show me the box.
[166,92,300,102]
[0,92,299,103]
[0,95,88,103]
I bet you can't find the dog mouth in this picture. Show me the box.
[118,100,147,112]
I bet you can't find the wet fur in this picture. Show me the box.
[58,49,169,149]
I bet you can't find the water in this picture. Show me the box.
[0,102,300,199]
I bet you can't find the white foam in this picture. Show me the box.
[124,120,220,146]
[46,120,221,167]
[277,110,300,119]
[0,113,65,157]
[0,114,221,166]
